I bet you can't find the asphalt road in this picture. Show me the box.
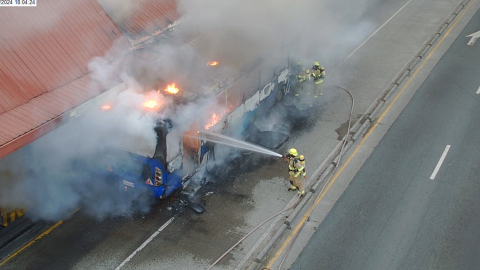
[0,0,470,270]
[291,5,480,270]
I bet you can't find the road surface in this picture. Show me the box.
[1,0,476,270]
[291,4,480,270]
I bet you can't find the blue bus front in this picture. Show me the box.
[101,120,184,199]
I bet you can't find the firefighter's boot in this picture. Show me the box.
[288,185,297,191]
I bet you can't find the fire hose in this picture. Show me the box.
[275,86,354,270]
[206,193,301,270]
[207,86,355,270]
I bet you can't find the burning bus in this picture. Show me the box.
[65,19,310,203]
[91,59,291,201]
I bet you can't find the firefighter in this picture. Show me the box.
[311,61,326,98]
[299,155,305,166]
[295,67,309,97]
[294,61,305,73]
[294,62,306,97]
[304,70,313,96]
[284,148,306,195]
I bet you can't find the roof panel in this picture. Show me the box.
[0,134,10,143]
[0,114,28,136]
[36,32,80,83]
[14,34,65,89]
[23,102,53,121]
[47,3,88,74]
[38,93,72,110]
[60,84,89,101]
[29,99,62,117]
[50,89,82,105]
[0,68,23,113]
[0,72,110,153]
[0,0,183,159]
[0,0,128,106]
[10,107,45,127]
[69,1,107,57]
[0,45,44,100]
[0,0,132,157]
[108,0,180,42]
[25,9,77,85]
[7,40,51,90]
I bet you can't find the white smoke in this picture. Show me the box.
[175,0,386,71]
[97,0,142,24]
[0,81,165,221]
[0,2,78,42]
[0,0,385,220]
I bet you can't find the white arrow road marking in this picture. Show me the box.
[115,217,175,270]
[430,145,451,180]
[476,85,480,94]
[466,30,480,46]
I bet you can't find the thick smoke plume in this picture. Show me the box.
[177,0,379,68]
[0,0,383,221]
[0,79,162,221]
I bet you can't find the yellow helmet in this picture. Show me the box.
[314,61,320,66]
[299,155,305,161]
[320,66,325,71]
[306,69,310,74]
[288,148,298,156]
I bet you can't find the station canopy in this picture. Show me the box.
[0,0,179,159]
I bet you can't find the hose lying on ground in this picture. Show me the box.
[276,86,354,270]
[208,86,354,270]
[207,193,301,270]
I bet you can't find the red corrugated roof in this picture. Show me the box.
[0,0,130,159]
[112,0,180,43]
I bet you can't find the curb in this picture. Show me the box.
[0,217,54,262]
[247,0,471,268]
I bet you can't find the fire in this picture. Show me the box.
[205,112,224,130]
[142,99,158,109]
[142,90,162,110]
[165,83,179,94]
[101,104,111,111]
[207,61,219,66]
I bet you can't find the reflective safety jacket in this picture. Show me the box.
[288,157,306,177]
[296,68,308,83]
[312,69,325,84]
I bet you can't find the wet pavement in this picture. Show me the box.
[1,0,476,269]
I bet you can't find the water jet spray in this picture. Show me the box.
[189,131,282,157]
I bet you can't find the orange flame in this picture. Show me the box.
[165,83,179,94]
[207,61,219,66]
[205,112,224,130]
[142,90,162,110]
[101,104,111,111]
[142,99,158,109]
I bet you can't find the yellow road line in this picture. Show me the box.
[0,207,81,266]
[0,220,63,267]
[264,1,475,268]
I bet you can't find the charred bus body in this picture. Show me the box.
[95,22,320,200]
[103,65,291,200]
